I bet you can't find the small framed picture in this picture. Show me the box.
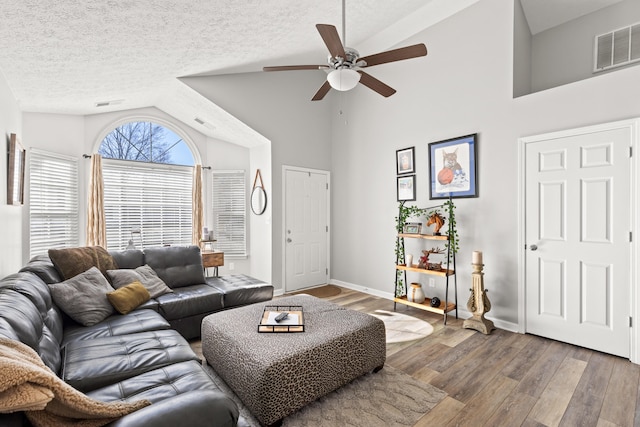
[429,133,478,199]
[396,147,415,175]
[403,222,421,234]
[397,175,416,201]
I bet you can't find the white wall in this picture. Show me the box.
[21,107,261,277]
[329,0,640,327]
[0,71,23,278]
[530,0,640,93]
[249,142,272,284]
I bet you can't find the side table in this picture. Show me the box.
[202,251,224,277]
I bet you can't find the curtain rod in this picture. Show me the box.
[83,155,210,170]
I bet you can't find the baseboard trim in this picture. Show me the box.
[329,279,519,333]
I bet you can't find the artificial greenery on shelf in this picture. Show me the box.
[394,198,459,297]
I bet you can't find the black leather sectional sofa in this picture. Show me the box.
[0,245,273,427]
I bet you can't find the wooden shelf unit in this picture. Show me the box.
[394,203,458,324]
[393,295,456,315]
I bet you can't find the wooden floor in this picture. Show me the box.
[307,286,640,427]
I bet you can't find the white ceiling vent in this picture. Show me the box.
[594,22,640,72]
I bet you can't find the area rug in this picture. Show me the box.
[290,284,342,298]
[370,309,434,343]
[203,364,446,427]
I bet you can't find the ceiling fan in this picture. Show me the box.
[263,0,428,101]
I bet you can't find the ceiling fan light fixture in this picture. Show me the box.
[327,68,360,91]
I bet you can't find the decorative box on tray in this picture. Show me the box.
[258,305,304,333]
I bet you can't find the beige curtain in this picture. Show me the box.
[86,154,107,247]
[192,164,204,247]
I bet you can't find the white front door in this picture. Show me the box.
[524,122,632,358]
[284,168,329,292]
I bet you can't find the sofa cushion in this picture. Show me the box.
[19,255,62,284]
[61,309,170,347]
[206,275,274,308]
[107,281,151,315]
[106,265,173,299]
[61,329,199,392]
[156,285,224,321]
[48,267,115,327]
[143,246,205,289]
[109,249,145,269]
[48,246,118,280]
[86,360,219,403]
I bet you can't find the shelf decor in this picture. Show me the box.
[429,133,478,199]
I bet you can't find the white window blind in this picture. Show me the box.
[102,159,193,251]
[212,171,246,257]
[29,149,79,258]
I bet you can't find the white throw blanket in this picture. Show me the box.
[0,337,150,427]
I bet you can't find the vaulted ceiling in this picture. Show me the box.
[0,0,620,145]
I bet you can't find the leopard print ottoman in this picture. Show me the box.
[201,294,386,426]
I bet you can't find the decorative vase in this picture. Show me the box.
[406,254,413,268]
[407,282,426,304]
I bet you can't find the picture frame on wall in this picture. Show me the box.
[397,174,416,201]
[7,133,25,205]
[429,133,478,199]
[396,146,415,175]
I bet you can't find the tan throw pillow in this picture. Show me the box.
[106,265,173,299]
[107,281,151,315]
[48,267,115,326]
[48,246,119,280]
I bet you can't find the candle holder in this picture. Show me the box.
[463,262,495,334]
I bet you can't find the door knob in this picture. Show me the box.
[287,238,292,243]
[530,244,538,251]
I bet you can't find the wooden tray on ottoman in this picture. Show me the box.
[258,305,304,333]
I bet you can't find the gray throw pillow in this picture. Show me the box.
[48,266,115,326]
[106,265,173,299]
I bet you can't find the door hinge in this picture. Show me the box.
[631,231,633,242]
[630,146,633,157]
[326,268,328,275]
[326,225,328,232]
[630,316,633,327]
[326,183,328,190]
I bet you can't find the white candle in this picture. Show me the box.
[472,250,483,265]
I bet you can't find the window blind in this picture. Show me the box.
[212,170,246,257]
[29,149,79,258]
[102,159,193,251]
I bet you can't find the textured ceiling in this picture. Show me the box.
[0,0,603,145]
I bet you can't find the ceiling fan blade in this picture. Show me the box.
[263,65,327,72]
[359,44,427,67]
[311,81,332,101]
[316,24,346,59]
[357,71,396,97]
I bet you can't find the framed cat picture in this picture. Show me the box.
[428,133,478,199]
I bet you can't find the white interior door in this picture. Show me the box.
[524,123,632,358]
[284,168,329,292]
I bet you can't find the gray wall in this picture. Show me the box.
[513,0,532,97]
[182,71,333,291]
[529,0,640,93]
[328,0,640,327]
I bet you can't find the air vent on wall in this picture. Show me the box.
[594,22,640,72]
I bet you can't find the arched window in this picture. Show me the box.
[99,121,196,250]
[99,121,194,165]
